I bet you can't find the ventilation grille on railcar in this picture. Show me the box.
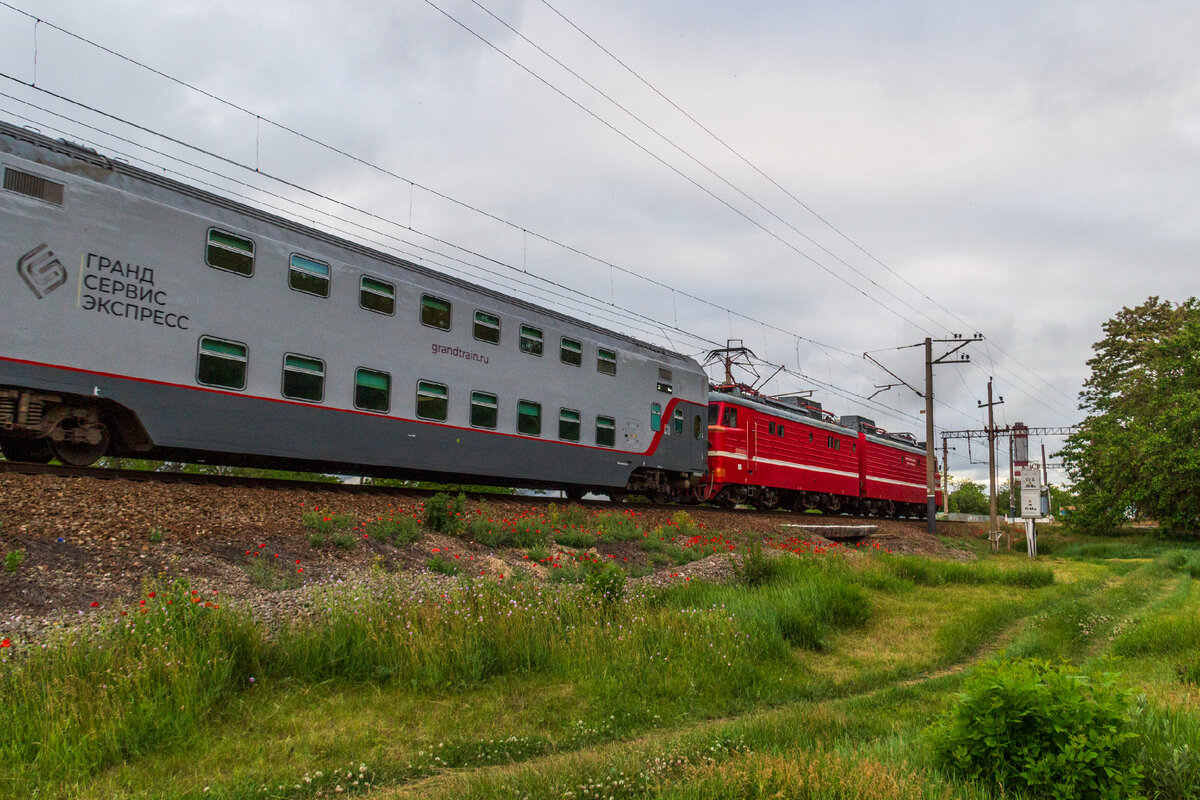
[3,167,64,205]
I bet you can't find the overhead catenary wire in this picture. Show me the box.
[0,3,1066,429]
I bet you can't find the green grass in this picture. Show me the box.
[6,528,1200,799]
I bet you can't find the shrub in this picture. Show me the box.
[553,527,595,549]
[1131,698,1200,800]
[364,516,421,547]
[4,550,23,573]
[426,556,459,576]
[423,493,465,534]
[740,538,780,587]
[583,563,626,605]
[926,658,1143,800]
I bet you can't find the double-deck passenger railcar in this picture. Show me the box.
[0,122,709,499]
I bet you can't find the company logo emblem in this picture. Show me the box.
[18,244,67,298]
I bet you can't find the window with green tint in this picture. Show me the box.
[470,391,498,429]
[519,325,543,356]
[597,348,616,375]
[517,400,541,435]
[693,414,703,439]
[650,402,662,432]
[282,354,325,402]
[560,337,582,366]
[288,254,330,297]
[206,229,254,276]
[355,368,390,412]
[416,381,448,421]
[421,295,451,330]
[360,276,395,315]
[596,416,615,447]
[559,408,580,441]
[473,310,501,344]
[197,336,247,389]
[673,409,684,435]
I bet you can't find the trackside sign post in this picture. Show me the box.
[1020,465,1042,557]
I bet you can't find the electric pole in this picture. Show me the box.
[865,334,982,534]
[978,379,1004,552]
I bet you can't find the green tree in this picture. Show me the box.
[1061,297,1200,535]
[948,479,989,514]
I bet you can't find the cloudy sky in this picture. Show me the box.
[2,0,1196,485]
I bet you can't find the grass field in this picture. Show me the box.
[2,515,1199,799]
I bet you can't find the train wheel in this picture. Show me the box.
[0,437,53,464]
[649,491,670,505]
[564,487,587,502]
[607,489,628,503]
[49,423,111,467]
[751,488,780,511]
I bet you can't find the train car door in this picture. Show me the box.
[749,420,765,475]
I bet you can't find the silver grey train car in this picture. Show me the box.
[0,121,708,499]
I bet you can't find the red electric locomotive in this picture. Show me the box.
[693,384,938,517]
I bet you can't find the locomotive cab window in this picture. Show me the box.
[559,408,581,442]
[520,325,543,356]
[420,295,451,330]
[196,336,247,390]
[721,406,738,428]
[288,254,330,297]
[709,404,720,425]
[206,229,254,276]
[650,402,662,432]
[282,354,325,403]
[360,276,395,315]
[416,381,448,421]
[517,400,541,436]
[596,416,616,447]
[474,311,501,344]
[560,337,582,366]
[597,348,616,376]
[354,368,390,413]
[470,391,498,429]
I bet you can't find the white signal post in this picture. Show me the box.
[1019,463,1042,557]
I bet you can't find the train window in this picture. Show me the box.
[206,229,254,277]
[721,406,738,427]
[520,326,543,356]
[694,414,703,439]
[474,311,501,344]
[827,436,840,450]
[517,400,541,435]
[559,408,581,442]
[560,337,582,366]
[777,425,785,438]
[196,336,247,390]
[354,368,390,413]
[420,295,451,330]
[708,405,720,425]
[3,167,64,205]
[470,391,498,429]
[416,381,448,421]
[673,409,684,435]
[288,254,330,298]
[650,402,662,432]
[768,422,776,435]
[596,416,616,447]
[360,276,395,315]
[597,348,617,376]
[282,354,325,402]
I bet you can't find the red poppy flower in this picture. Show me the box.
[90,601,99,607]
[0,639,10,648]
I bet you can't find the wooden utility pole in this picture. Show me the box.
[866,335,980,535]
[978,379,1004,553]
